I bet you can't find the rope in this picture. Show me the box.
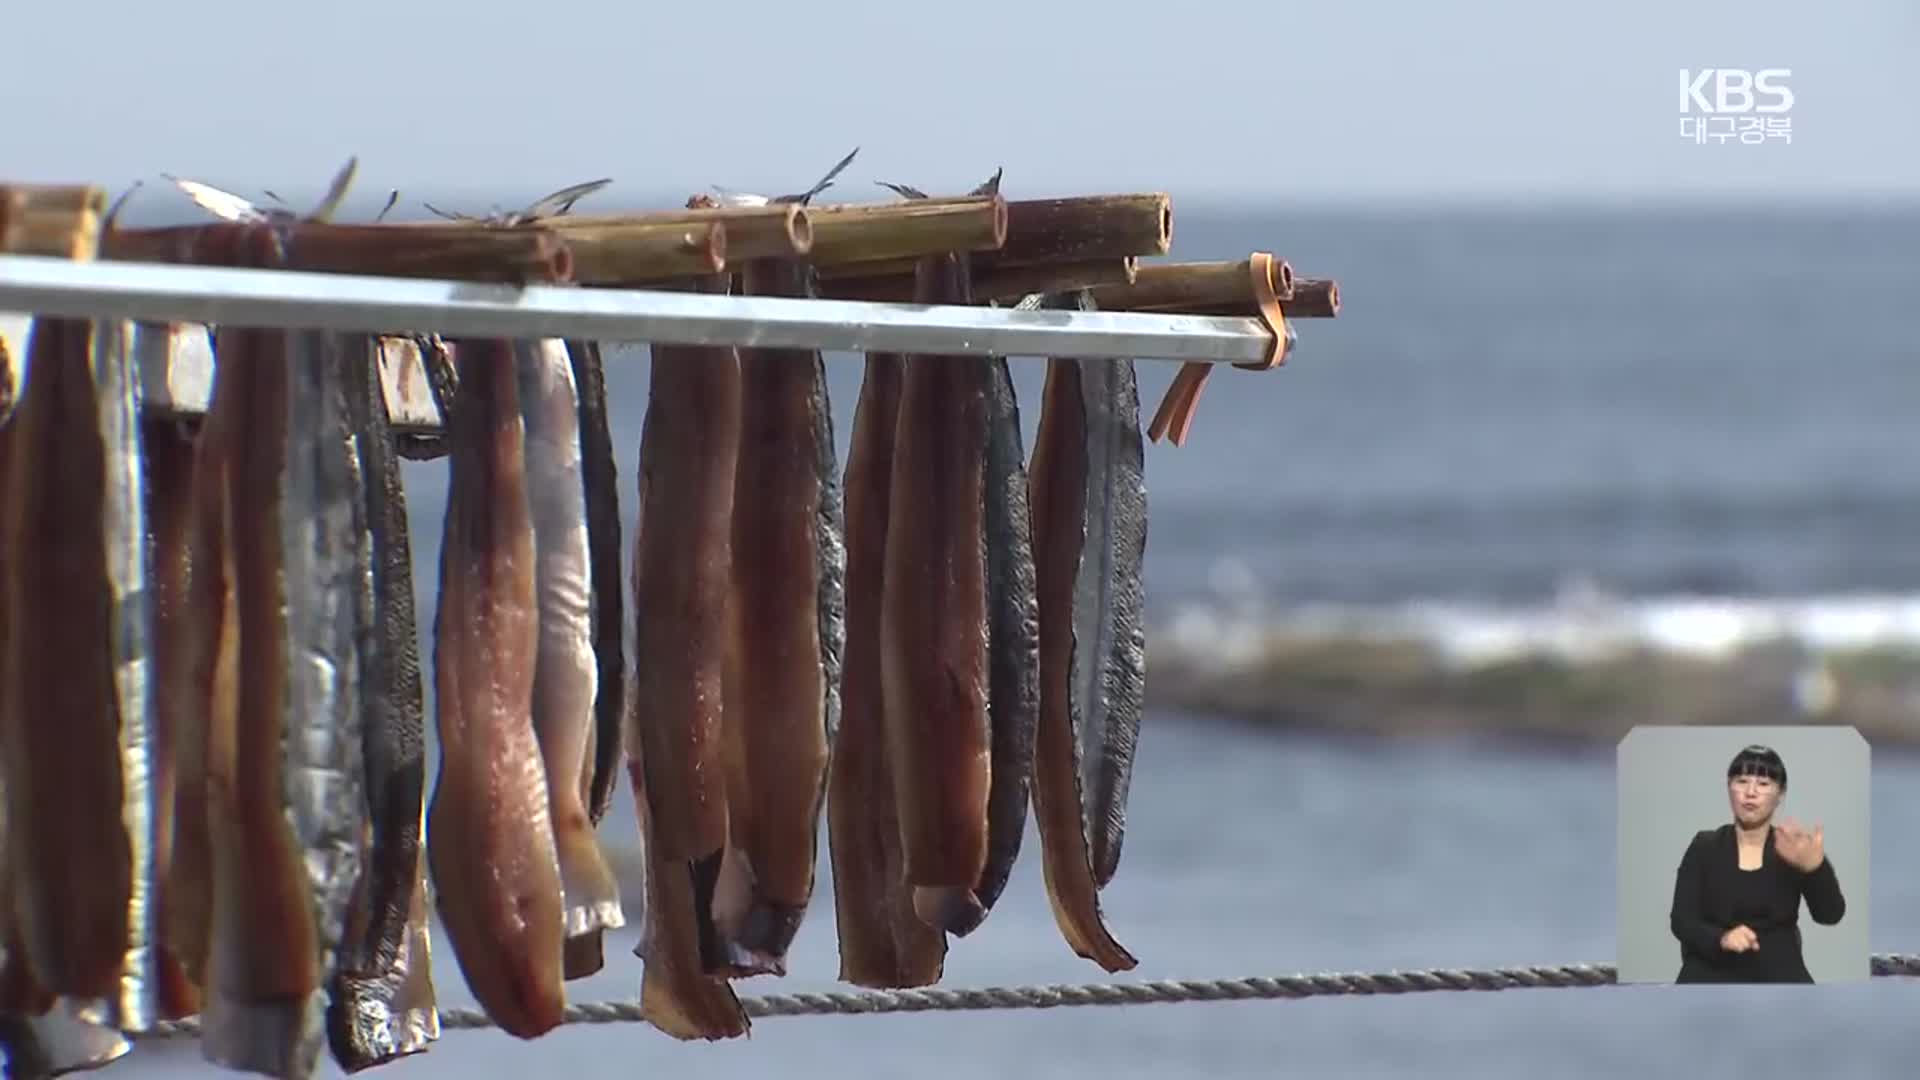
[132,953,1920,1040]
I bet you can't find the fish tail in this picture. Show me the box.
[200,992,318,1079]
[424,810,566,1042]
[0,998,133,1077]
[551,813,624,943]
[153,949,200,1021]
[911,887,987,937]
[385,857,440,1057]
[631,760,748,1041]
[328,873,438,1074]
[698,848,782,978]
[731,899,804,972]
[561,932,604,980]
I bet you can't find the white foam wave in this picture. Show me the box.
[1161,569,1920,672]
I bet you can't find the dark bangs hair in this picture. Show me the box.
[1728,744,1787,791]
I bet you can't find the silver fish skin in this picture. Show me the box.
[93,318,160,1034]
[203,329,368,1078]
[281,330,371,1074]
[1061,300,1147,888]
[972,354,1039,917]
[326,337,435,1071]
[517,338,624,945]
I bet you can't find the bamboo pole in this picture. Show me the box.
[802,195,1007,266]
[103,222,577,284]
[983,192,1171,264]
[1084,255,1294,312]
[1148,278,1341,319]
[554,219,727,283]
[552,204,809,261]
[820,256,1137,303]
[0,184,107,260]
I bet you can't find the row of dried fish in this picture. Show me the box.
[0,162,1340,1077]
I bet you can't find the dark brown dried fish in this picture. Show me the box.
[629,272,743,990]
[427,339,566,1040]
[143,415,204,1022]
[720,256,844,973]
[0,317,157,1025]
[1026,291,1147,973]
[827,351,947,987]
[881,253,993,935]
[327,337,437,1071]
[565,340,625,826]
[861,175,1037,942]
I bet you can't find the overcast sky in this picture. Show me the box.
[5,0,1913,210]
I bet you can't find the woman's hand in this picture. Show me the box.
[1720,925,1759,953]
[1775,818,1826,872]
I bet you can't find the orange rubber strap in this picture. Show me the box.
[1146,252,1291,447]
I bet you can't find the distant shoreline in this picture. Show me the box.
[1145,634,1920,746]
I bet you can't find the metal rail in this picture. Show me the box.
[0,254,1277,365]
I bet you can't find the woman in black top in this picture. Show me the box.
[1669,745,1846,984]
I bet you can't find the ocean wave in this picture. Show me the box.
[1159,578,1920,671]
[1148,574,1920,736]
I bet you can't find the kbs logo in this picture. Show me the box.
[1677,69,1793,146]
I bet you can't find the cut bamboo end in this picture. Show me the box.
[103,223,578,284]
[803,195,1007,266]
[1267,257,1295,300]
[553,204,809,261]
[983,192,1172,265]
[1145,278,1339,318]
[0,184,107,260]
[563,219,727,284]
[1284,279,1339,318]
[1083,254,1293,314]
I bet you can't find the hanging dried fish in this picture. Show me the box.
[975,349,1040,920]
[142,415,204,1022]
[827,348,946,988]
[880,259,993,935]
[518,339,624,976]
[197,305,368,1075]
[628,265,751,1019]
[562,337,628,977]
[427,339,566,1040]
[327,337,438,1071]
[1026,290,1145,973]
[564,339,626,829]
[721,248,845,975]
[0,317,158,1028]
[964,167,1039,927]
[868,172,1036,940]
